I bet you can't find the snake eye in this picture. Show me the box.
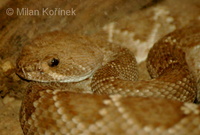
[48,58,59,67]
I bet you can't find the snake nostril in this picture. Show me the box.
[40,71,44,75]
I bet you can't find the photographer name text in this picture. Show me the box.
[6,8,76,16]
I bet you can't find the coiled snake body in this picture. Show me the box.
[16,25,200,135]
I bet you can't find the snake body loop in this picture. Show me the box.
[17,25,200,135]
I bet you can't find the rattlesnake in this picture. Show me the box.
[16,24,200,135]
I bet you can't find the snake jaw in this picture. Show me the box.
[16,57,101,82]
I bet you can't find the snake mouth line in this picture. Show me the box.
[16,65,100,83]
[46,65,101,82]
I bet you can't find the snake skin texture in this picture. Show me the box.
[16,24,200,135]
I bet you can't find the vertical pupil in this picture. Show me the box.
[50,58,59,67]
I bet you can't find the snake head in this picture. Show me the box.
[16,32,103,82]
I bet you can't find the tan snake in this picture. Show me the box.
[16,24,200,135]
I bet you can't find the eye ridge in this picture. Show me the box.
[49,58,59,67]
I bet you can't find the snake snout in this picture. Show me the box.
[16,60,41,79]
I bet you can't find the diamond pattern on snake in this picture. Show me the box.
[16,24,200,135]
